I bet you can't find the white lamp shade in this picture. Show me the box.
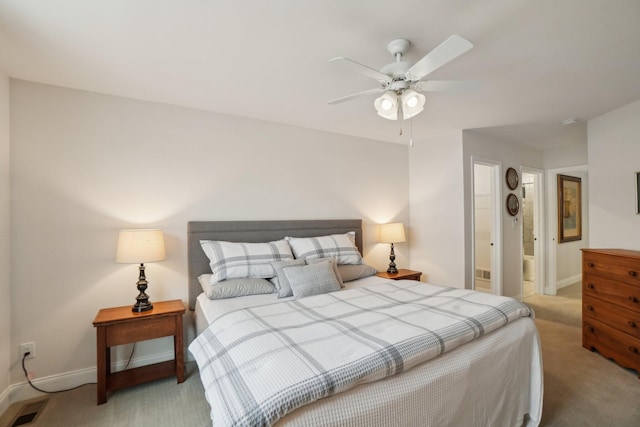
[116,229,166,264]
[378,223,406,244]
[400,90,426,120]
[374,91,398,120]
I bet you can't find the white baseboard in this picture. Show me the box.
[557,274,581,290]
[7,349,182,405]
[0,385,10,418]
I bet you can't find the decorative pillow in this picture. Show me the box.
[271,259,306,298]
[286,232,362,265]
[306,257,344,288]
[198,275,275,299]
[337,264,377,282]
[282,262,342,299]
[199,239,294,285]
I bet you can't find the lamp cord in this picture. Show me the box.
[21,352,96,394]
[19,342,135,394]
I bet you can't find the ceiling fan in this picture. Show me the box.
[327,35,479,120]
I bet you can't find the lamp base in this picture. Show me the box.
[132,299,153,313]
[132,263,153,312]
[387,243,398,274]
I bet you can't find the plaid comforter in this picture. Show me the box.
[189,280,532,426]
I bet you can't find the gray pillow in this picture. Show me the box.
[337,264,377,282]
[271,259,306,298]
[305,257,344,288]
[283,262,342,299]
[198,275,275,299]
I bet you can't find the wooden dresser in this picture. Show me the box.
[582,249,640,377]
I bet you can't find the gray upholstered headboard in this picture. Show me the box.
[187,219,363,310]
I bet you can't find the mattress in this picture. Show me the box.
[192,278,543,426]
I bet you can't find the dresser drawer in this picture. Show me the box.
[583,295,640,339]
[583,251,640,287]
[583,275,640,312]
[583,318,640,374]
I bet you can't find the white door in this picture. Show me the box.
[472,159,502,295]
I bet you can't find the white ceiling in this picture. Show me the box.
[1,0,639,149]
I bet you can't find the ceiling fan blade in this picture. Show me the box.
[413,80,482,93]
[327,87,384,105]
[329,57,391,84]
[406,35,473,81]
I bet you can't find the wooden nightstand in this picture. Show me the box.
[377,269,422,281]
[93,299,185,404]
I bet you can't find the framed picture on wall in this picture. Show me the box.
[558,174,582,243]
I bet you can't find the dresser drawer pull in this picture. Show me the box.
[587,262,595,268]
[629,296,639,303]
[587,284,595,290]
[629,320,637,328]
[630,346,639,354]
[587,326,595,333]
[586,305,594,311]
[630,271,638,277]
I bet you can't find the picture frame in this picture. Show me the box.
[636,172,640,215]
[557,174,582,243]
[506,193,519,216]
[506,167,519,190]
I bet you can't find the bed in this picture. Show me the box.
[187,219,543,426]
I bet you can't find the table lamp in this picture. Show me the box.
[116,229,166,312]
[378,222,406,274]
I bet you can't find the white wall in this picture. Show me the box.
[9,80,409,385]
[554,169,589,287]
[588,99,640,248]
[462,131,544,298]
[409,132,466,287]
[542,123,588,169]
[0,73,11,412]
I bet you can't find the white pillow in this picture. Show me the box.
[286,232,362,265]
[199,239,294,285]
[282,262,342,299]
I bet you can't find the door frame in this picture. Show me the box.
[470,157,503,295]
[521,167,546,297]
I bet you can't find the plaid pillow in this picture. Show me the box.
[286,232,362,265]
[199,240,294,285]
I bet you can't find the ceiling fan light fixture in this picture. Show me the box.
[400,90,425,120]
[374,91,398,120]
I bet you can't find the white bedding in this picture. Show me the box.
[193,278,543,426]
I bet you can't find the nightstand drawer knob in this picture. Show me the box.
[629,320,637,328]
[630,271,638,277]
[587,262,595,268]
[630,346,639,354]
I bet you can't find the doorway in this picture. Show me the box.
[472,159,502,295]
[521,170,543,298]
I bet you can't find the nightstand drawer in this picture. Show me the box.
[105,316,177,346]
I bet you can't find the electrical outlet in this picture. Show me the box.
[20,342,35,359]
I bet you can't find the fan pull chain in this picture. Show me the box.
[410,119,414,147]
